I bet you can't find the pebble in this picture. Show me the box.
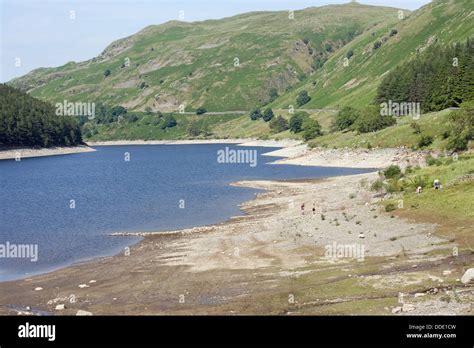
[55,304,65,311]
[78,284,90,289]
[34,287,43,291]
[76,310,93,316]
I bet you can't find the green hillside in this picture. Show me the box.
[270,0,474,110]
[9,3,401,112]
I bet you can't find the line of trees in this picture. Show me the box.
[0,84,82,147]
[376,38,474,112]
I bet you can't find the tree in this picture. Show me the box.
[104,69,111,77]
[335,106,359,131]
[302,119,322,141]
[296,90,311,107]
[269,88,279,102]
[249,108,262,120]
[373,41,382,50]
[289,112,308,133]
[269,116,289,133]
[196,107,207,115]
[161,115,177,129]
[354,107,396,133]
[0,84,82,147]
[346,50,354,59]
[187,119,202,136]
[262,108,274,122]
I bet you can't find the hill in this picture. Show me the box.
[8,3,402,112]
[270,0,474,110]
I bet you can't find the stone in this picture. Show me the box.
[34,287,43,291]
[55,304,65,311]
[402,303,416,312]
[78,284,90,288]
[76,310,93,316]
[461,268,474,284]
[392,306,402,314]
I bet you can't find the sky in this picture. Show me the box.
[0,0,431,82]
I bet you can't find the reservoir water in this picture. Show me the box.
[0,144,373,281]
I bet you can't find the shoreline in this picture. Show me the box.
[0,145,96,161]
[0,146,470,315]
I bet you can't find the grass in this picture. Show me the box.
[308,109,454,149]
[381,153,474,248]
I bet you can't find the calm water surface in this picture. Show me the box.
[0,144,374,280]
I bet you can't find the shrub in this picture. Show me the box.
[447,136,468,152]
[187,119,202,136]
[296,90,311,107]
[373,41,382,50]
[418,135,433,148]
[302,119,322,141]
[161,115,177,129]
[410,122,422,134]
[249,108,262,121]
[126,114,139,123]
[385,203,397,212]
[389,29,398,37]
[370,179,384,192]
[384,165,402,179]
[196,107,207,115]
[289,112,308,133]
[346,50,354,59]
[262,108,274,122]
[354,107,396,133]
[335,106,359,131]
[269,115,289,133]
[104,69,111,77]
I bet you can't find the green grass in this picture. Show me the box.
[9,3,405,113]
[308,109,454,149]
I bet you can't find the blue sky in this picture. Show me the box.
[0,0,431,82]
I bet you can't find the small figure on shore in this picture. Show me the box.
[301,203,305,215]
[433,179,441,190]
[312,202,316,215]
[416,186,422,194]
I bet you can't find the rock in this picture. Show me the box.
[442,270,452,276]
[358,233,365,239]
[34,287,43,291]
[402,303,416,312]
[461,268,474,284]
[76,310,93,316]
[78,284,90,288]
[89,280,97,283]
[392,306,402,314]
[55,304,65,311]
[414,293,425,298]
[25,306,31,310]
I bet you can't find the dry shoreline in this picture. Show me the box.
[0,144,471,315]
[0,145,96,161]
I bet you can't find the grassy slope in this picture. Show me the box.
[308,109,454,149]
[270,0,474,110]
[8,4,399,113]
[383,153,474,249]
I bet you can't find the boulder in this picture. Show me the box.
[461,268,474,284]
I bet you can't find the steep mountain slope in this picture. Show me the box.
[9,3,401,112]
[270,0,474,110]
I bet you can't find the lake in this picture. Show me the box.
[0,144,373,281]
